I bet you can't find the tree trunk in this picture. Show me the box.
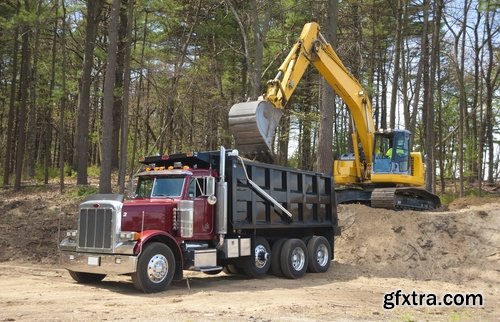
[99,0,121,193]
[14,0,31,190]
[458,0,470,196]
[44,0,58,184]
[74,0,103,185]
[3,1,19,187]
[380,52,388,130]
[389,0,403,129]
[484,1,497,184]
[249,0,271,99]
[421,0,431,192]
[130,11,148,176]
[425,0,442,193]
[59,0,68,193]
[317,0,337,175]
[26,0,43,178]
[112,1,128,169]
[470,9,482,186]
[225,0,252,98]
[118,0,134,194]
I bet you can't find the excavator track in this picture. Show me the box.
[371,187,441,211]
[228,100,282,162]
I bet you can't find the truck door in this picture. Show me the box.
[187,177,214,239]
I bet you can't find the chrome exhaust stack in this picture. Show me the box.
[216,146,228,236]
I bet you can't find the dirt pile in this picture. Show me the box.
[0,186,80,264]
[335,201,500,284]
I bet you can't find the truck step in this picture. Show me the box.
[197,266,223,272]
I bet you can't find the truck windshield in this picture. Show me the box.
[135,176,185,198]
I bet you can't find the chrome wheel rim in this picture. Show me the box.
[147,254,168,283]
[254,244,269,269]
[291,247,305,271]
[316,244,329,267]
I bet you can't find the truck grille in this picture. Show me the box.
[78,208,113,249]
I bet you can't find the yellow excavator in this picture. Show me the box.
[228,22,440,210]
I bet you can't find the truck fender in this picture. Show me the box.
[135,230,184,281]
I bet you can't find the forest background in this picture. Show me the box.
[0,0,498,200]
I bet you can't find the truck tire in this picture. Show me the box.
[132,242,175,293]
[280,239,308,279]
[240,237,271,278]
[306,236,331,273]
[270,238,286,277]
[68,271,106,283]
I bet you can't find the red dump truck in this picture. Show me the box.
[60,147,340,292]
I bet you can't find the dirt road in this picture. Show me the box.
[0,260,497,321]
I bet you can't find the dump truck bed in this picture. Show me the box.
[226,157,338,235]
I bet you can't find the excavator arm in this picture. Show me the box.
[229,22,375,173]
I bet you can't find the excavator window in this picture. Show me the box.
[373,132,410,174]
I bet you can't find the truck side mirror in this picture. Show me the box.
[206,176,217,205]
[206,176,215,196]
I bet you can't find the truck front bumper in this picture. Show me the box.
[61,251,138,275]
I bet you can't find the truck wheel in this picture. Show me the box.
[306,236,331,273]
[132,242,175,293]
[270,238,286,277]
[241,237,271,278]
[280,239,308,279]
[68,271,106,283]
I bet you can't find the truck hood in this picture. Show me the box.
[121,199,177,234]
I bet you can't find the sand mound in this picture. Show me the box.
[335,200,500,284]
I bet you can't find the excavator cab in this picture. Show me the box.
[373,130,411,175]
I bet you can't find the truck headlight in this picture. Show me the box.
[119,231,140,241]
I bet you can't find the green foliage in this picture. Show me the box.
[68,185,99,198]
[439,192,456,205]
[87,165,101,178]
[439,188,497,206]
[34,165,59,182]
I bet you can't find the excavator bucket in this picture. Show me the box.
[228,100,282,161]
